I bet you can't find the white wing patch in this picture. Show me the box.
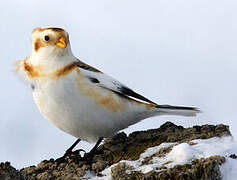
[78,66,157,105]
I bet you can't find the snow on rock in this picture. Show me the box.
[165,143,197,165]
[165,136,236,167]
[100,136,236,179]
[100,142,176,179]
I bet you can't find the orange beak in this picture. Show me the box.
[56,37,67,48]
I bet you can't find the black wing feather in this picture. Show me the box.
[87,77,100,83]
[76,59,101,73]
[117,86,157,104]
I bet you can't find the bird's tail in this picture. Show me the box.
[155,105,200,117]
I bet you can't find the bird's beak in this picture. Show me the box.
[56,37,67,48]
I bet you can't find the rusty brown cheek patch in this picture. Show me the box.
[34,38,45,52]
[76,71,124,112]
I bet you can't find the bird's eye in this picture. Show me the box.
[44,35,50,41]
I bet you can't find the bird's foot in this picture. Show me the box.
[80,148,99,161]
[64,148,86,157]
[80,137,103,161]
[55,149,86,164]
[80,153,93,161]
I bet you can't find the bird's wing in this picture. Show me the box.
[76,60,157,105]
[76,59,102,73]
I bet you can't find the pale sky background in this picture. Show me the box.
[0,0,236,169]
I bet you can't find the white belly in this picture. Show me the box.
[32,71,152,142]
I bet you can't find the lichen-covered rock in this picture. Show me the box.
[0,162,23,180]
[0,122,232,179]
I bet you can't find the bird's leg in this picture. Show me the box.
[64,139,82,156]
[56,139,84,163]
[88,137,103,155]
[83,137,103,160]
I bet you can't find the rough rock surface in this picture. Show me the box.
[0,162,24,180]
[110,156,225,180]
[0,122,231,180]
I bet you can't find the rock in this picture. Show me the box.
[110,156,225,180]
[111,162,128,179]
[0,162,23,180]
[0,122,232,179]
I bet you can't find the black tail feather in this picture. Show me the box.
[156,105,199,111]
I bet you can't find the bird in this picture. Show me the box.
[15,27,200,159]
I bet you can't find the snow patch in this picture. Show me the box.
[97,136,237,180]
[220,158,237,180]
[100,142,176,179]
[166,143,197,165]
[81,171,96,179]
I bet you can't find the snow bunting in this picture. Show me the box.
[15,27,200,156]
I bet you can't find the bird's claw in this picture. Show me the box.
[55,149,86,164]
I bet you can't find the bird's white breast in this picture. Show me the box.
[32,69,151,142]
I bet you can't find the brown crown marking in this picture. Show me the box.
[49,27,65,32]
[34,27,65,33]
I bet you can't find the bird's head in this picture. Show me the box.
[31,27,72,57]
